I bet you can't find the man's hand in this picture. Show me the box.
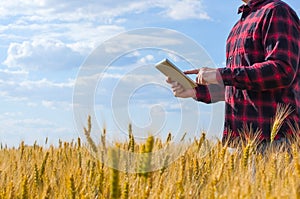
[184,67,220,85]
[166,77,196,98]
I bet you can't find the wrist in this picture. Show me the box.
[191,88,197,99]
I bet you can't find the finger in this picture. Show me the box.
[172,84,183,91]
[174,86,184,93]
[196,76,206,85]
[173,88,184,97]
[184,69,199,75]
[196,69,206,84]
[166,77,173,84]
[196,74,202,84]
[172,84,182,90]
[171,81,180,88]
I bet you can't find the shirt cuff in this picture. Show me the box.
[217,68,233,86]
[193,85,211,103]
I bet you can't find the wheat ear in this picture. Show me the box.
[270,104,293,143]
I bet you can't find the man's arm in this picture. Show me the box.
[218,5,300,91]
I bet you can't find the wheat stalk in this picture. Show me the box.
[21,175,28,199]
[128,123,135,153]
[69,174,76,199]
[84,115,98,153]
[109,148,120,199]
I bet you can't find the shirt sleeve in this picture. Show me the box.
[194,84,225,103]
[218,4,300,91]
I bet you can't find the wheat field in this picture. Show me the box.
[0,127,300,199]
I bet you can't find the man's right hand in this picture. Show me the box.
[166,77,196,98]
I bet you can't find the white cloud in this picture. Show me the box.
[3,39,83,71]
[42,100,72,111]
[0,0,209,23]
[19,78,74,90]
[0,117,55,130]
[102,32,183,54]
[121,73,159,84]
[164,0,210,20]
[0,115,76,147]
[138,55,155,64]
[14,118,55,127]
[0,0,209,70]
[0,68,28,82]
[42,100,54,109]
[27,102,38,107]
[99,0,211,22]
[0,91,28,102]
[0,77,74,104]
[3,112,23,117]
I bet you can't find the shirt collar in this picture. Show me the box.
[238,0,269,14]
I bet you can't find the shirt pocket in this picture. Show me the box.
[243,22,264,63]
[244,23,257,53]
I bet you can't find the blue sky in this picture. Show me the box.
[0,0,299,146]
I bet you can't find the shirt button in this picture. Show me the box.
[241,17,245,21]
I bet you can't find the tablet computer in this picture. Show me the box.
[155,58,197,89]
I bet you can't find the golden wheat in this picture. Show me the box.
[270,104,293,143]
[0,112,299,198]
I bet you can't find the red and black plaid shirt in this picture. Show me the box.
[195,0,300,143]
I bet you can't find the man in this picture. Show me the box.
[167,0,300,147]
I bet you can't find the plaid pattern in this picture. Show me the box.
[195,0,300,143]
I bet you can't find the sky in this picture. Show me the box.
[0,0,299,147]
